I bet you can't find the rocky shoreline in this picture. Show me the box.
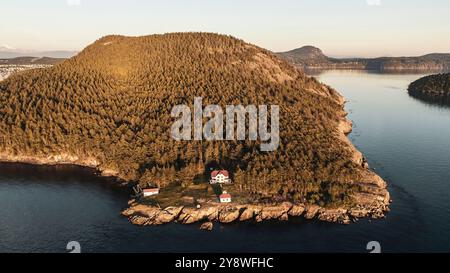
[0,152,121,179]
[122,196,390,229]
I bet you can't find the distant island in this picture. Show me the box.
[277,46,450,72]
[0,33,390,229]
[408,73,450,104]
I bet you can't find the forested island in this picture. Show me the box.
[0,33,390,228]
[408,73,450,104]
[277,46,450,72]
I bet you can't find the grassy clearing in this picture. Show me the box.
[138,179,255,208]
[140,182,217,208]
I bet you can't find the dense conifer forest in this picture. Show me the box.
[408,73,450,102]
[0,33,366,206]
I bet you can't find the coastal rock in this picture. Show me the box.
[200,222,214,231]
[318,208,350,224]
[340,119,353,135]
[121,204,156,217]
[164,206,184,218]
[178,206,218,224]
[238,206,259,221]
[122,196,390,226]
[260,203,292,220]
[206,207,220,221]
[137,206,161,219]
[279,212,289,221]
[178,208,199,224]
[304,205,321,220]
[288,204,305,217]
[148,204,183,225]
[130,215,150,226]
[122,204,178,225]
[348,208,370,218]
[218,208,240,223]
[121,208,135,217]
[153,210,177,224]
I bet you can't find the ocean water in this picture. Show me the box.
[1,70,449,253]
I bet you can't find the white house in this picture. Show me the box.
[219,191,232,203]
[210,170,231,184]
[143,188,159,197]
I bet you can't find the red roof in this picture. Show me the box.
[211,170,229,178]
[143,188,159,192]
[220,193,231,199]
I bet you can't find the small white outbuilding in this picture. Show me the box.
[143,188,159,197]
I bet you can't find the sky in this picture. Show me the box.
[0,0,449,57]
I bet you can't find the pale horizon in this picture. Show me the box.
[1,0,449,58]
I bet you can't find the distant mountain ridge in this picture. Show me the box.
[0,49,77,59]
[277,46,450,72]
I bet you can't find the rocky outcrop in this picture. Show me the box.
[304,205,321,220]
[200,222,214,231]
[317,208,351,224]
[288,204,305,217]
[179,206,218,224]
[219,208,241,223]
[257,202,292,221]
[238,205,259,221]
